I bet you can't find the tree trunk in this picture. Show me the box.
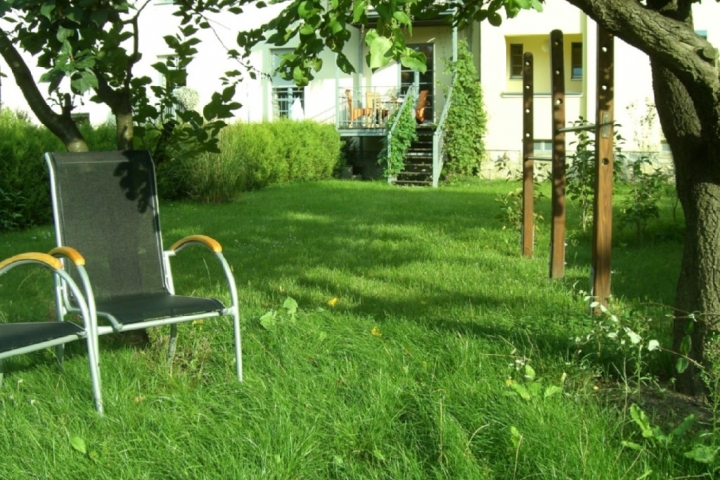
[648,9,720,396]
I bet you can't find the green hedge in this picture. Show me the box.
[0,109,116,232]
[164,120,343,203]
[1,110,342,229]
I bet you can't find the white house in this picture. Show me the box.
[1,0,718,181]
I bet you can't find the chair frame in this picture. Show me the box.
[45,151,243,383]
[0,250,103,413]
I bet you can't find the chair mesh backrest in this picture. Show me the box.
[47,150,167,300]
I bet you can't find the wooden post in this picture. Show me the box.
[550,30,566,279]
[592,27,615,308]
[522,52,534,258]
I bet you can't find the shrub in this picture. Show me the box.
[441,40,488,177]
[165,120,342,202]
[0,109,61,231]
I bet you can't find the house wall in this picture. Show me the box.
[479,0,720,179]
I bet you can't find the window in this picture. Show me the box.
[271,49,304,119]
[509,44,523,78]
[533,140,552,153]
[571,42,583,80]
[696,30,708,39]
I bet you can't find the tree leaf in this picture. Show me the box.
[260,311,277,330]
[69,435,87,455]
[676,357,690,373]
[352,0,368,23]
[283,297,298,315]
[367,34,393,69]
[544,385,562,398]
[684,444,717,464]
[624,327,642,345]
[647,339,660,351]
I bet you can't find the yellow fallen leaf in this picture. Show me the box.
[327,297,339,307]
[371,326,382,337]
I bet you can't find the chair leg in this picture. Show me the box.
[55,344,65,371]
[0,359,4,388]
[167,323,179,366]
[85,337,103,414]
[233,310,243,382]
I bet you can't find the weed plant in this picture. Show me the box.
[0,180,710,479]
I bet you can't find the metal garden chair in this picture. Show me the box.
[0,249,103,413]
[44,150,242,387]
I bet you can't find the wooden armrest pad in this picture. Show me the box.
[49,247,86,266]
[0,252,62,272]
[168,235,222,253]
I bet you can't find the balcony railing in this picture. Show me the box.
[338,86,405,129]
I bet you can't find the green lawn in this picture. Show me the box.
[1,179,707,479]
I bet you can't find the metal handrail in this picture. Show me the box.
[432,72,457,187]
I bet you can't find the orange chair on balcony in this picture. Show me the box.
[415,90,429,124]
[345,89,372,125]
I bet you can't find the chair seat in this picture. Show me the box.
[0,322,84,354]
[96,293,225,325]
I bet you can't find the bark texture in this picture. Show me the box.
[566,0,720,394]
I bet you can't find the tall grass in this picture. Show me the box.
[0,179,702,479]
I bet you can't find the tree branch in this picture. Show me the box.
[0,28,87,151]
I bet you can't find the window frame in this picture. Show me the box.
[271,49,305,119]
[509,44,524,79]
[570,42,583,81]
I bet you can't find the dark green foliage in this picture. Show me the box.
[619,155,672,237]
[442,40,487,177]
[0,109,60,232]
[162,120,342,202]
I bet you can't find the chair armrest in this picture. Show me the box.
[0,252,62,273]
[49,246,86,266]
[168,235,222,254]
